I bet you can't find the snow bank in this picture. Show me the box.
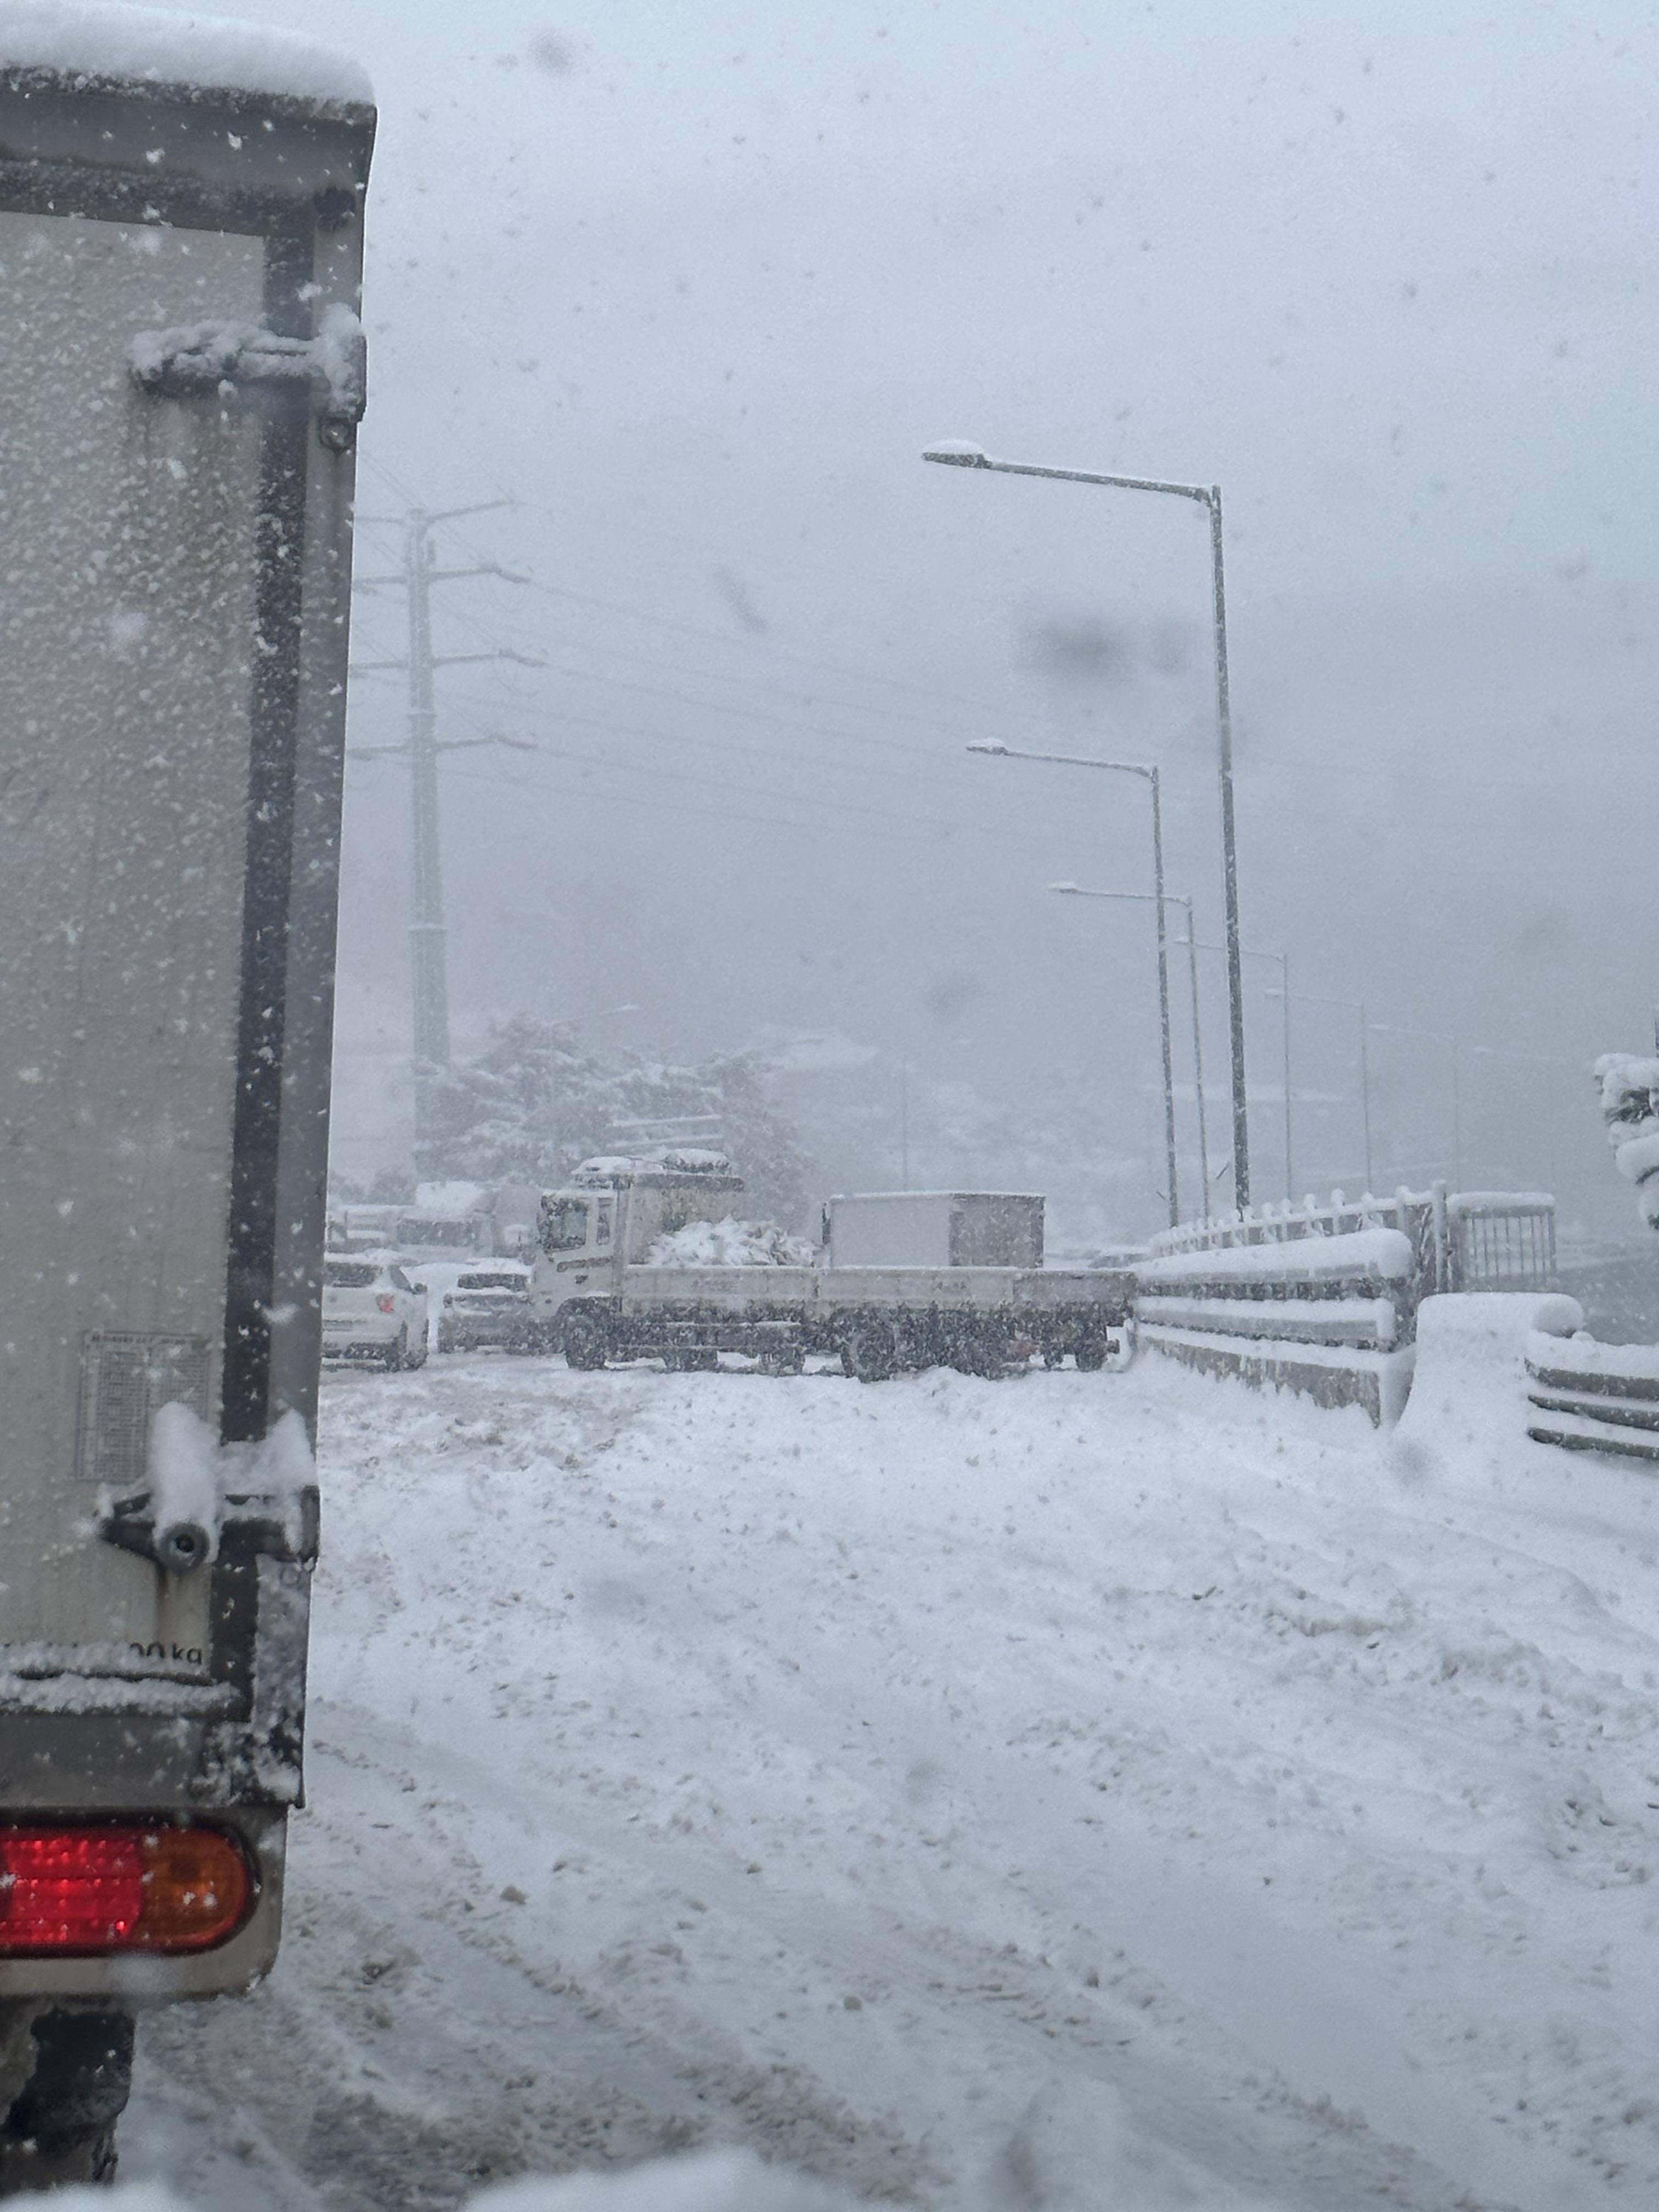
[271,1349,1659,2209]
[0,0,372,105]
[645,1216,814,1268]
[1391,1290,1583,1488]
[476,2149,856,2211]
[81,2157,857,2212]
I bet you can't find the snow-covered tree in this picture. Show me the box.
[422,1016,812,1227]
[1595,1053,1659,1229]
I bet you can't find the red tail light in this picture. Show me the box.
[376,1293,395,1313]
[0,1826,253,1955]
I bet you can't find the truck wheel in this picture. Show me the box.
[561,1312,610,1371]
[842,1321,899,1383]
[946,1327,1002,1378]
[0,2008,133,2189]
[1075,1335,1111,1371]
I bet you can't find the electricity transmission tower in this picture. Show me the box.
[350,503,538,1152]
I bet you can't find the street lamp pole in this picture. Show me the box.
[1052,883,1210,1216]
[1367,1020,1462,1190]
[1270,988,1372,1192]
[968,742,1176,1224]
[927,443,1250,1209]
[1186,938,1291,1200]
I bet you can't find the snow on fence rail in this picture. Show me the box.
[1134,1184,1557,1425]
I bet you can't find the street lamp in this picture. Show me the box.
[967,741,1177,1225]
[1183,937,1290,1201]
[1267,987,1372,1193]
[1052,882,1210,1216]
[927,442,1250,1208]
[1368,1020,1461,1189]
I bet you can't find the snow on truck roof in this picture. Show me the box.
[0,0,373,108]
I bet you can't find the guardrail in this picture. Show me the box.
[1134,1185,1558,1424]
[1525,1332,1659,1464]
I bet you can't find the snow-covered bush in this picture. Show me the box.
[1594,1052,1659,1228]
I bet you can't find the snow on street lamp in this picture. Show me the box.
[927,443,1251,1209]
[1052,883,1210,1217]
[967,742,1178,1226]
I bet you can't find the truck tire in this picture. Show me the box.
[561,1311,610,1371]
[946,1325,1003,1378]
[1075,1334,1111,1371]
[841,1319,899,1383]
[0,2008,133,2190]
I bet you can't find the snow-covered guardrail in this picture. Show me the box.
[1133,1188,1556,1425]
[1525,1332,1659,1463]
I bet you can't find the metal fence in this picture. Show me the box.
[1148,1184,1558,1311]
[1447,1193,1556,1293]
[1133,1185,1558,1425]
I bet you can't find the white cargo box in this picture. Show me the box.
[825,1192,1045,1269]
[0,8,373,1998]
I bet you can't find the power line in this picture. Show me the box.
[356,452,998,719]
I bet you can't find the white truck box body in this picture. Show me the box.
[826,1192,1045,1269]
[0,38,372,1998]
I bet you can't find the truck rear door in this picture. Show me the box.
[0,37,372,1998]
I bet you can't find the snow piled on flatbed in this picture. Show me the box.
[123,1345,1659,2210]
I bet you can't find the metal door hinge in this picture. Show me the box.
[128,302,366,451]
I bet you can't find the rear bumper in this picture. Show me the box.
[322,1329,396,1358]
[438,1318,527,1350]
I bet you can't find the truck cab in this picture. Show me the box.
[528,1153,747,1359]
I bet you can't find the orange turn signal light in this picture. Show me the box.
[0,1825,253,1956]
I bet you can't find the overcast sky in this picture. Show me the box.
[146,0,1659,1231]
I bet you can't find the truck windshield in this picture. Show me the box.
[541,1200,589,1254]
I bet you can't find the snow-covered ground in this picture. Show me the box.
[123,1330,1659,2210]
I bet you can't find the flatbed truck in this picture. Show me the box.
[528,1169,1130,1378]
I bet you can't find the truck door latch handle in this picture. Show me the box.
[99,1486,321,1577]
[128,304,367,452]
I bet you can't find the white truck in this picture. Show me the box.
[528,1160,1130,1378]
[0,16,371,2181]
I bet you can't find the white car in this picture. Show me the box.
[321,1252,429,1369]
[435,1262,533,1355]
